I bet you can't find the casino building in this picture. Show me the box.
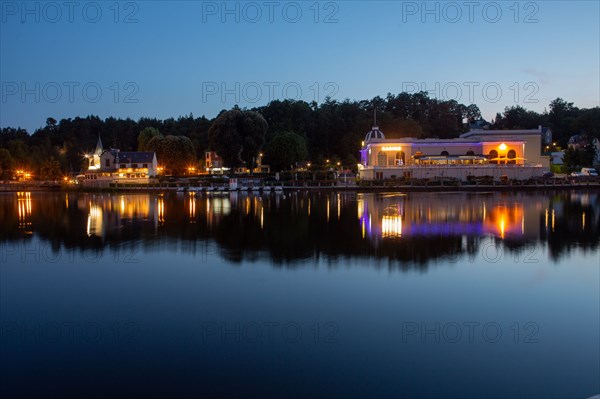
[358,124,550,181]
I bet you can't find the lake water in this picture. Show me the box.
[1,190,599,398]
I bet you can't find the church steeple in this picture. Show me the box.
[94,135,103,156]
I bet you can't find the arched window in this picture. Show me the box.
[466,150,475,156]
[377,152,387,167]
[489,149,498,164]
[440,151,449,156]
[507,149,517,164]
[395,151,405,166]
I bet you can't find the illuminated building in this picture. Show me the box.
[205,151,229,174]
[83,136,158,185]
[358,123,550,181]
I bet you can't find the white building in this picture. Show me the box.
[83,136,158,185]
[358,125,550,181]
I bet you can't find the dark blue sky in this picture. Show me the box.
[1,1,599,132]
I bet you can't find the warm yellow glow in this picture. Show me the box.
[486,204,523,239]
[260,207,264,229]
[551,209,555,232]
[582,212,586,230]
[189,197,196,219]
[87,203,103,237]
[499,143,507,151]
[307,162,311,167]
[117,195,150,218]
[357,199,364,220]
[382,215,403,238]
[382,146,402,152]
[17,192,32,229]
[157,197,165,223]
[16,170,33,180]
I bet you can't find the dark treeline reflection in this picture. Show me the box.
[1,190,598,270]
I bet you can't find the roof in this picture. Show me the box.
[113,151,155,163]
[460,128,542,139]
[365,126,385,141]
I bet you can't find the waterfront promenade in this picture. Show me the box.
[2,178,600,193]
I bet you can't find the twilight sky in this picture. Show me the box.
[1,0,599,132]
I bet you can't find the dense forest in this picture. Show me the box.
[1,91,599,178]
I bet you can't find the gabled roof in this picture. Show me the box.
[116,152,155,163]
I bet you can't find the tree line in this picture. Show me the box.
[0,92,598,179]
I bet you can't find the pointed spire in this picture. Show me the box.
[94,135,103,155]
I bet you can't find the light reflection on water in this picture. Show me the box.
[2,190,599,266]
[0,190,599,398]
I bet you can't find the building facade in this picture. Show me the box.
[358,125,550,181]
[83,136,158,185]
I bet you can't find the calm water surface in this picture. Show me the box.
[1,190,599,398]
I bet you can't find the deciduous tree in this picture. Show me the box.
[208,107,268,168]
[263,132,308,171]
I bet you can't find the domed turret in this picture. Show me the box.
[365,125,385,142]
[364,109,385,142]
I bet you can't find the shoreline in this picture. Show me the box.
[2,182,600,194]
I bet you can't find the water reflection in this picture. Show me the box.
[357,193,530,241]
[0,190,598,267]
[16,192,32,233]
[86,203,103,237]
